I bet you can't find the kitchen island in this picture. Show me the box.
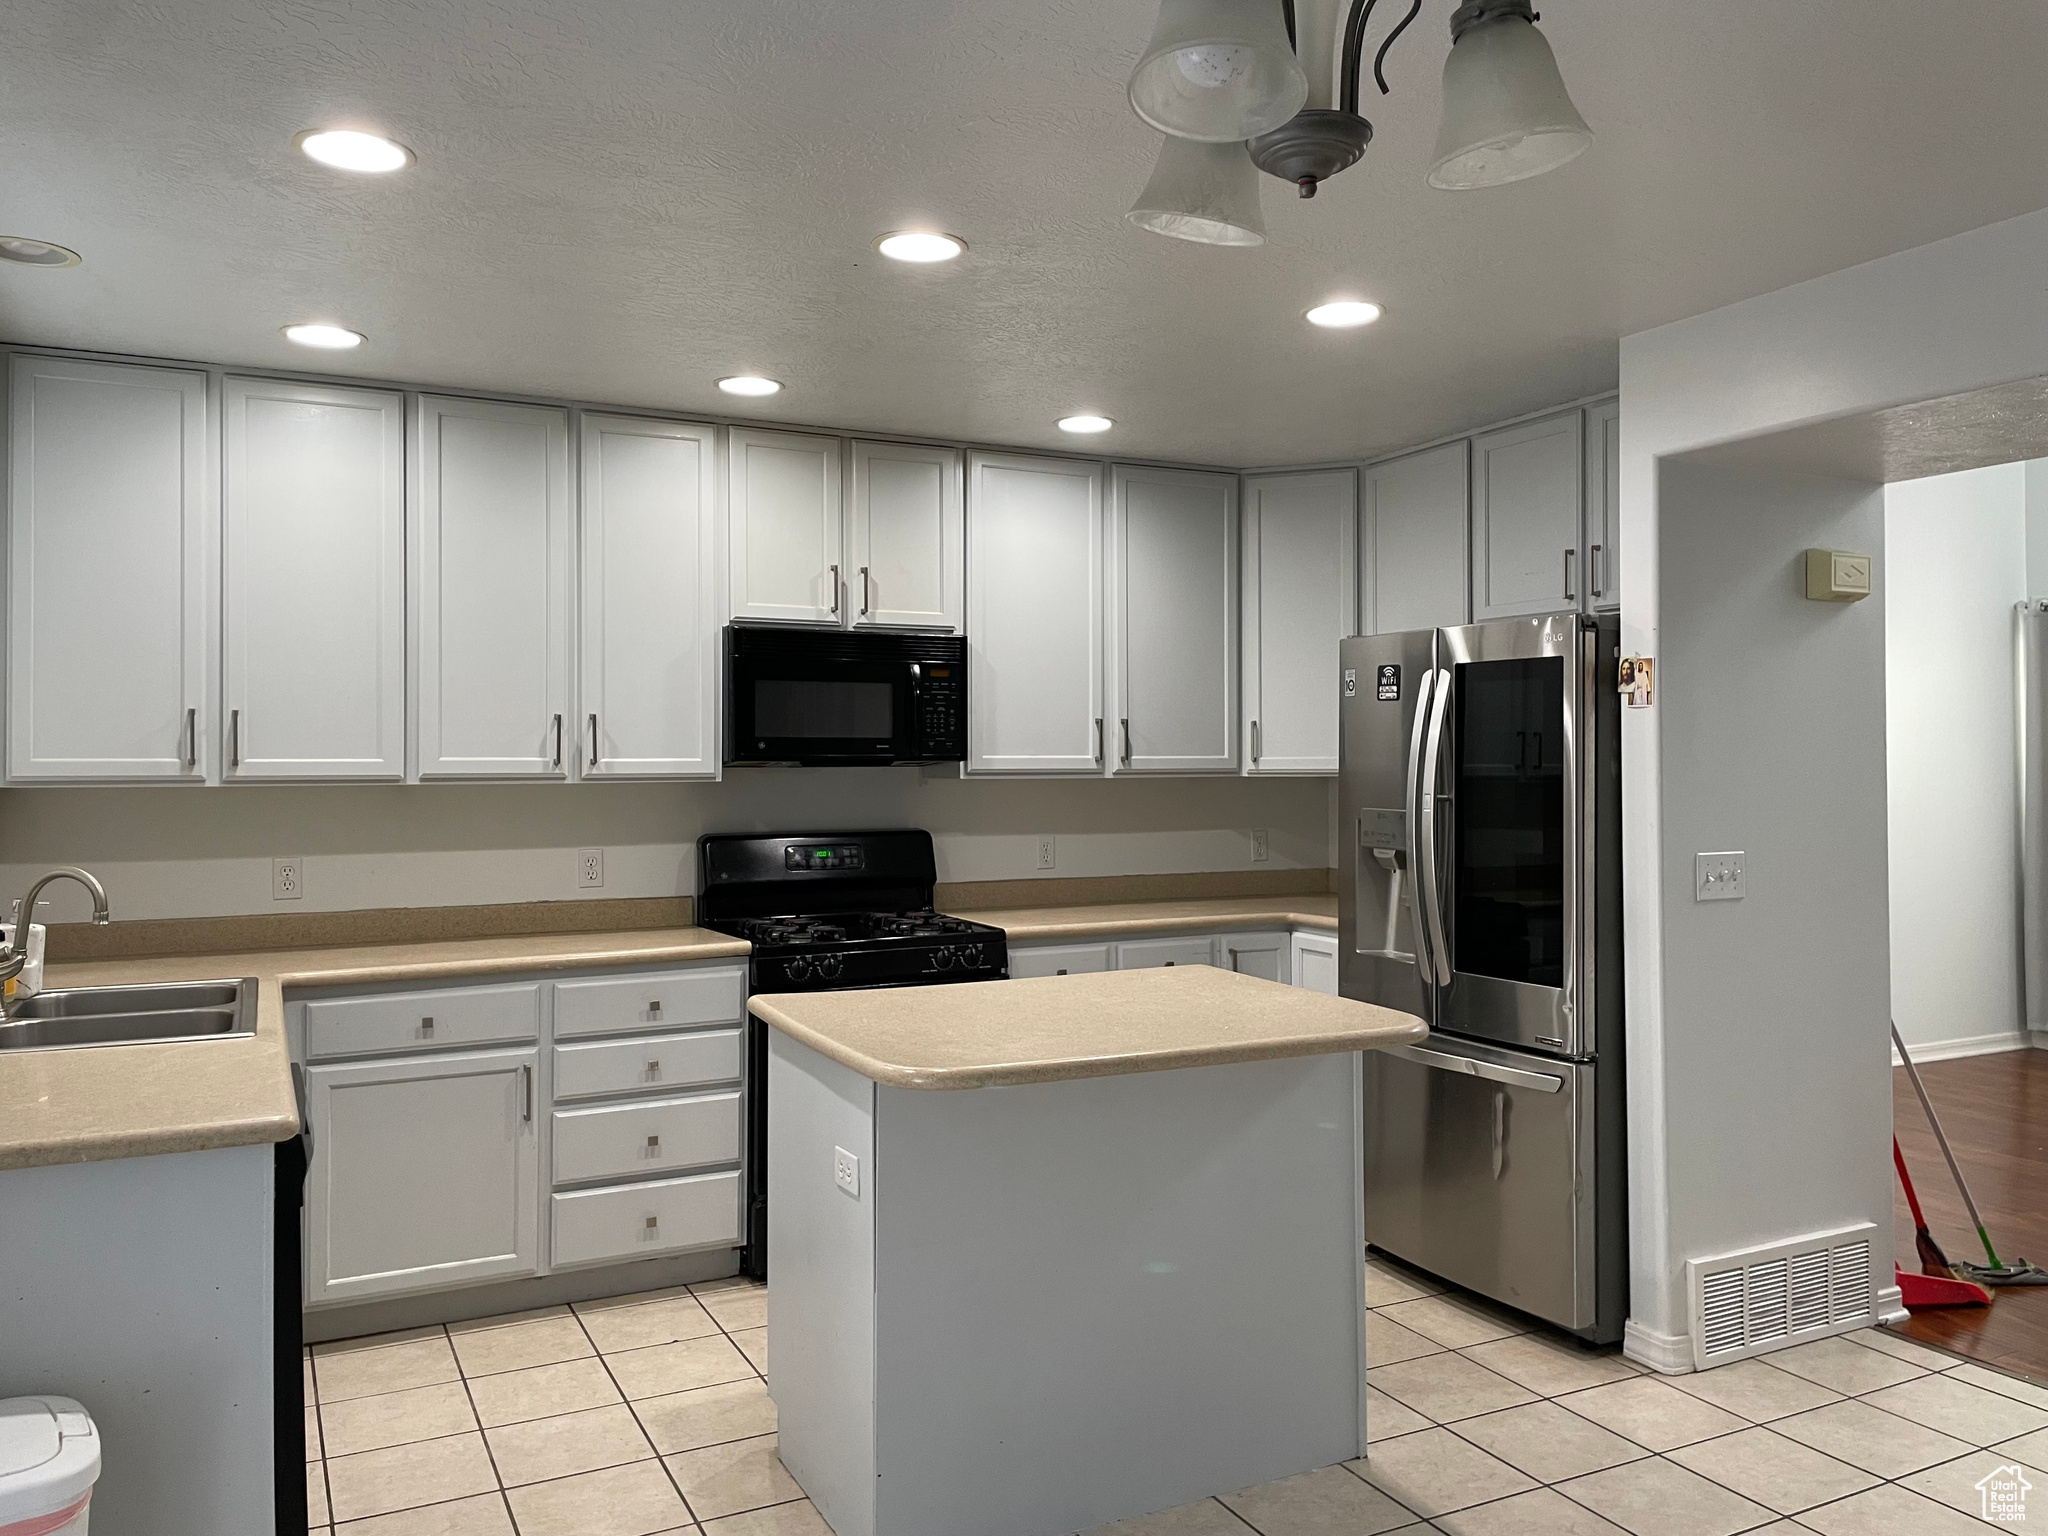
[753,964,1427,1536]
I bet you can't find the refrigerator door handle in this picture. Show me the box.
[1416,668,1454,986]
[1404,669,1438,983]
[1381,1041,1565,1093]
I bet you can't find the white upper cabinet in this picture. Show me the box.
[1472,410,1584,621]
[727,428,843,625]
[1585,398,1620,611]
[7,355,213,782]
[223,378,405,781]
[1363,441,1468,636]
[1243,469,1354,774]
[579,413,720,779]
[415,396,575,779]
[1110,465,1239,775]
[966,453,1104,774]
[848,440,963,631]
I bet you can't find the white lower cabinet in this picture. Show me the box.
[552,1089,742,1185]
[552,1169,743,1270]
[1114,935,1220,969]
[1220,931,1290,983]
[304,1045,540,1305]
[1007,942,1114,979]
[1291,932,1339,994]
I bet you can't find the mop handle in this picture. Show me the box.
[1892,1022,2004,1268]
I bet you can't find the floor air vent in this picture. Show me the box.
[1687,1222,1876,1369]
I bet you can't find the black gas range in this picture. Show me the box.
[697,830,1008,1275]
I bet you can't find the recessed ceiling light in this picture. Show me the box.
[283,323,365,350]
[1306,300,1383,328]
[718,375,783,397]
[1058,415,1114,434]
[875,231,966,264]
[0,237,81,268]
[294,128,414,174]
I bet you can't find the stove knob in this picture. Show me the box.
[787,958,811,982]
[818,955,843,980]
[933,947,956,971]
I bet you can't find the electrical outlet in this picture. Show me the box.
[1036,835,1056,871]
[1251,828,1269,863]
[578,848,604,889]
[1695,851,1745,902]
[272,858,303,902]
[833,1145,860,1197]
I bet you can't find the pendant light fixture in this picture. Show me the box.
[1428,0,1591,188]
[1126,135,1268,246]
[1128,0,1308,142]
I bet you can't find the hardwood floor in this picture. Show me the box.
[1887,1044,2048,1384]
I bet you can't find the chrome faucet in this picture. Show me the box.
[0,867,111,990]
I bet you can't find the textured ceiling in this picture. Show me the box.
[2,1,2044,466]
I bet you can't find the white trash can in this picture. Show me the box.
[0,1398,99,1536]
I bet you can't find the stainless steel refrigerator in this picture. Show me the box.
[1340,612,1626,1343]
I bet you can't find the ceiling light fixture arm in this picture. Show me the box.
[1338,0,1445,112]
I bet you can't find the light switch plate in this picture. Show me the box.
[1696,851,1745,902]
[833,1145,859,1198]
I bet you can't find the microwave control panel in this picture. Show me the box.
[914,664,966,756]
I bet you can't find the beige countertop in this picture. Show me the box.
[749,964,1424,1090]
[944,893,1337,941]
[0,926,745,1174]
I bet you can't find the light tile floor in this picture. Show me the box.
[303,1258,2048,1535]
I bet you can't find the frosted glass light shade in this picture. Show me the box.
[1128,0,1308,142]
[1428,13,1591,189]
[1127,136,1267,246]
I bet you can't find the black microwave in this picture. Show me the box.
[725,626,967,767]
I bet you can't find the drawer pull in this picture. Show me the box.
[1055,968,1068,976]
[646,1134,661,1153]
[646,1059,662,1078]
[644,1215,659,1232]
[649,1000,663,1017]
[421,1017,434,1036]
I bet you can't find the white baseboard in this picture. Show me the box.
[1875,1283,1908,1327]
[1892,1030,2033,1064]
[1623,1319,1695,1375]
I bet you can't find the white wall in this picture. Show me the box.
[1886,463,2029,1057]
[0,773,1333,922]
[1618,207,2048,1366]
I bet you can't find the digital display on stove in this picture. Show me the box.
[784,843,865,871]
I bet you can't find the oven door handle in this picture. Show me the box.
[1416,668,1453,986]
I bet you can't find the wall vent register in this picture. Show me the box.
[1687,1221,1877,1369]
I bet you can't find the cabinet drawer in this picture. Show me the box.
[1114,935,1219,969]
[305,983,540,1060]
[551,1168,742,1268]
[553,967,745,1039]
[553,1028,742,1101]
[1008,943,1114,979]
[552,1090,741,1185]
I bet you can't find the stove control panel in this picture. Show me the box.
[784,843,864,872]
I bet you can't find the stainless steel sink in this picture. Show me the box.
[0,977,256,1052]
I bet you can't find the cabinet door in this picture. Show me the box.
[1007,942,1115,979]
[223,378,404,781]
[849,440,962,631]
[1115,935,1220,968]
[1472,411,1584,620]
[727,427,843,624]
[305,1046,539,1304]
[1291,932,1339,994]
[966,453,1105,773]
[1584,399,1620,612]
[415,396,574,778]
[7,355,212,781]
[579,413,719,778]
[1244,469,1354,774]
[1110,465,1238,774]
[1363,441,1468,636]
[1220,931,1290,983]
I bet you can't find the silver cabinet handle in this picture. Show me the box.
[229,709,240,769]
[1403,669,1437,984]
[1564,548,1577,602]
[421,1016,434,1037]
[588,714,600,768]
[646,1059,662,1078]
[1382,1041,1564,1093]
[521,1063,533,1121]
[1590,543,1605,597]
[1493,1090,1508,1179]
[648,999,662,1017]
[646,1133,661,1153]
[1251,719,1261,764]
[184,707,197,769]
[1417,670,1453,986]
[829,563,840,615]
[860,566,871,616]
[552,714,563,770]
[1094,717,1104,764]
[1120,718,1132,768]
